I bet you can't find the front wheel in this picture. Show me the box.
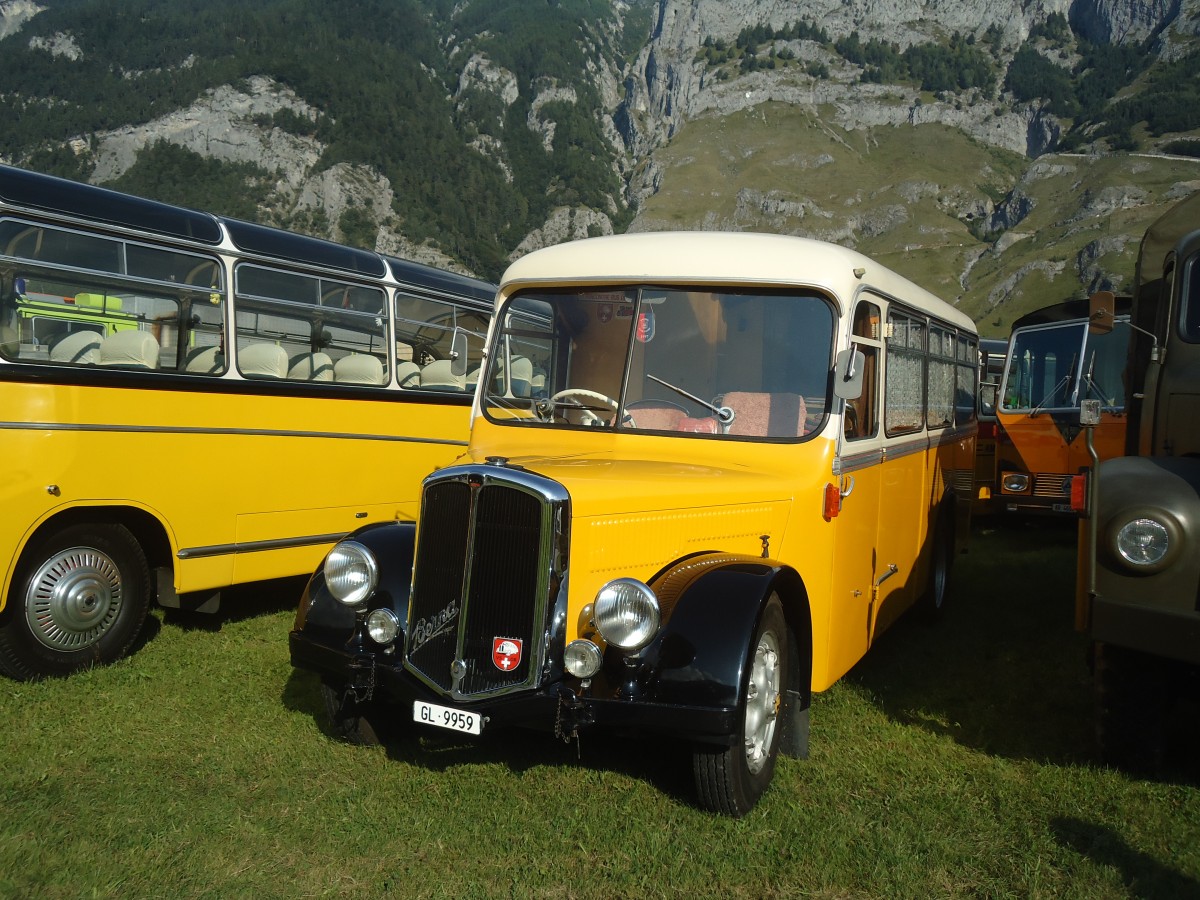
[0,524,151,680]
[319,679,406,746]
[693,595,787,817]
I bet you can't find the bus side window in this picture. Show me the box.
[847,300,881,440]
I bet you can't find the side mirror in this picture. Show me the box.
[979,382,998,417]
[1088,290,1116,335]
[449,328,469,377]
[833,347,865,400]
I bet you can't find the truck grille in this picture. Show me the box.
[404,466,565,699]
[1033,473,1070,497]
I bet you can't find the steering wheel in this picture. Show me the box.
[546,388,620,426]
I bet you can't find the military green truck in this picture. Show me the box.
[1077,191,1200,770]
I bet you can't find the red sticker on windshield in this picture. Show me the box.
[637,308,656,343]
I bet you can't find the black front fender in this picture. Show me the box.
[292,521,418,657]
[639,554,812,723]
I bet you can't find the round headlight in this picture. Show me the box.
[1002,473,1030,493]
[365,608,400,645]
[1115,517,1170,567]
[564,639,603,678]
[324,541,378,608]
[593,579,660,652]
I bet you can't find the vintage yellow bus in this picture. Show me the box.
[290,231,978,815]
[0,164,494,680]
[995,298,1131,514]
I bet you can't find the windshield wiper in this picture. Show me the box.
[646,373,735,428]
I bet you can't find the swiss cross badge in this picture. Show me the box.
[492,637,523,671]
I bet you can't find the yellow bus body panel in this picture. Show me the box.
[0,380,470,610]
[466,420,855,691]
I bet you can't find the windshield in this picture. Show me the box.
[1002,319,1129,413]
[482,286,835,440]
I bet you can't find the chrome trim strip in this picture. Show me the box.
[0,420,468,447]
[178,532,349,560]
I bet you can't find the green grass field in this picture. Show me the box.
[2,520,1198,898]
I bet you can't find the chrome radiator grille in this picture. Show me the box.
[405,469,560,699]
[1033,473,1071,497]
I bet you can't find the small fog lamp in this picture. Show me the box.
[564,639,603,678]
[594,579,660,652]
[324,541,378,608]
[365,608,400,645]
[1116,517,1170,567]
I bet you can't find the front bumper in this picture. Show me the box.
[289,630,739,744]
[1091,596,1200,666]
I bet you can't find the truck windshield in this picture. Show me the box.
[482,286,835,440]
[1002,319,1129,413]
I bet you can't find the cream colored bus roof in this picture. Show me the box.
[500,231,975,333]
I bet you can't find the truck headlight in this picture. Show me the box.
[593,579,660,651]
[1001,473,1030,493]
[324,541,378,608]
[1114,517,1171,568]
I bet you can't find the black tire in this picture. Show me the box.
[319,679,403,746]
[1094,641,1169,774]
[693,595,787,817]
[917,515,954,620]
[0,524,151,680]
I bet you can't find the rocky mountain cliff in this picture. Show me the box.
[0,0,1198,330]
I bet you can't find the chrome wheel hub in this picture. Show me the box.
[743,631,781,774]
[25,547,123,651]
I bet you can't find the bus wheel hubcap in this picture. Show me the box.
[744,632,780,775]
[25,548,123,650]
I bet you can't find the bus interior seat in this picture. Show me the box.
[466,366,481,389]
[334,353,384,385]
[397,360,421,389]
[288,351,333,381]
[420,359,464,391]
[625,403,687,431]
[49,330,102,365]
[98,330,160,369]
[722,392,808,437]
[184,345,224,374]
[509,356,533,397]
[239,342,288,379]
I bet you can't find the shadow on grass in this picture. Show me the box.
[1052,816,1200,899]
[159,575,309,632]
[847,517,1200,784]
[843,517,1096,764]
[280,666,698,806]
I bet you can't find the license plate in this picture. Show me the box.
[413,700,483,735]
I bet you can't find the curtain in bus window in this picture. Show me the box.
[955,335,977,424]
[927,326,955,428]
[885,312,925,434]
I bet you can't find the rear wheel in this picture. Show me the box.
[0,524,151,680]
[693,595,787,817]
[918,515,954,620]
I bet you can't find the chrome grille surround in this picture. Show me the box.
[403,462,569,701]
